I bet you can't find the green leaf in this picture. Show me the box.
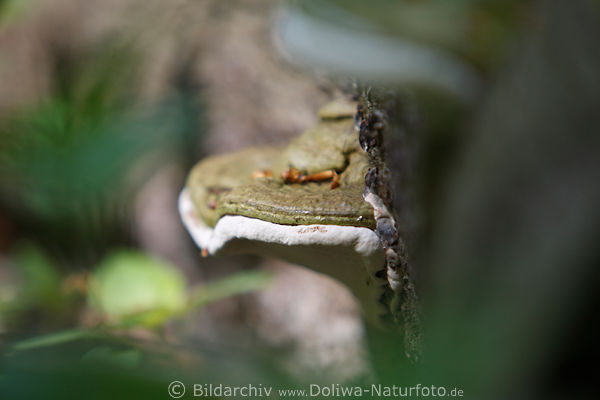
[12,243,61,309]
[88,250,186,326]
[11,328,94,351]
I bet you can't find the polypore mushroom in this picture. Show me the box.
[179,99,390,325]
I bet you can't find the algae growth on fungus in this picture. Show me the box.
[186,100,376,229]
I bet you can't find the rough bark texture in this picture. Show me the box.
[356,87,422,360]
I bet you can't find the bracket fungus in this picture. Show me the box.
[179,99,391,325]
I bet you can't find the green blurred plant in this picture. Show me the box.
[0,243,76,336]
[0,0,33,26]
[0,41,200,265]
[6,243,62,311]
[4,248,272,352]
[89,251,187,326]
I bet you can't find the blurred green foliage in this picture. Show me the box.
[3,247,272,348]
[0,41,199,266]
[89,251,187,326]
[0,0,32,26]
[10,243,62,310]
[1,246,273,400]
[0,243,75,335]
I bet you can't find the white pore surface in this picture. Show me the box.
[179,189,388,324]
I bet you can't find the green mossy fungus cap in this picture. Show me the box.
[186,100,375,229]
